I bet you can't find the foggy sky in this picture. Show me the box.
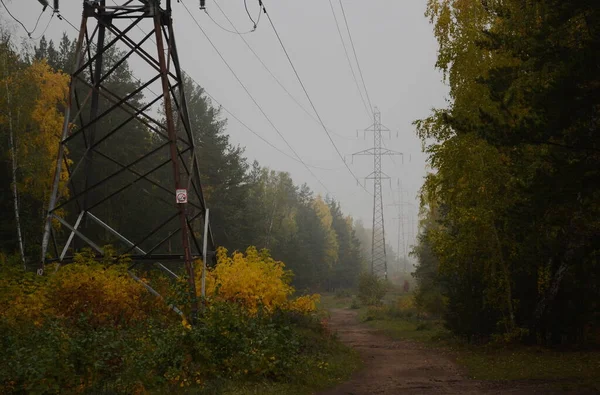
[1,0,448,260]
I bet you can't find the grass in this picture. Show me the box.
[318,293,354,310]
[365,316,447,343]
[155,340,361,395]
[456,347,600,390]
[354,293,600,392]
[195,331,362,395]
[149,343,361,395]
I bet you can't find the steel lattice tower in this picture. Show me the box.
[353,108,402,279]
[40,0,215,320]
[389,180,413,272]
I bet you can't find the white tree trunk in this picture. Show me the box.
[4,58,26,269]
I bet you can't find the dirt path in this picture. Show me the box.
[318,308,575,395]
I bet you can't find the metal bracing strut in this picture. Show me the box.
[40,0,215,323]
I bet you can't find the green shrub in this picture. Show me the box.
[350,297,361,309]
[357,273,387,306]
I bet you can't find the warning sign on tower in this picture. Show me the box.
[176,189,188,204]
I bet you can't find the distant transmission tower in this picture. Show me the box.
[389,180,413,272]
[40,0,215,322]
[353,108,402,279]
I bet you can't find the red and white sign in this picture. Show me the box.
[176,189,188,204]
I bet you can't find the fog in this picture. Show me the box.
[3,0,448,261]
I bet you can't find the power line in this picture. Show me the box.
[48,4,78,32]
[211,0,355,141]
[185,71,339,171]
[31,9,45,34]
[244,0,261,30]
[338,0,373,113]
[204,9,255,35]
[31,13,54,41]
[0,0,46,38]
[262,1,371,195]
[204,0,261,35]
[327,0,371,120]
[180,0,334,196]
[52,2,336,173]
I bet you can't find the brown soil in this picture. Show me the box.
[318,308,586,395]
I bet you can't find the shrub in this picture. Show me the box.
[1,248,167,329]
[357,272,387,306]
[0,247,332,394]
[196,247,319,315]
[363,306,387,322]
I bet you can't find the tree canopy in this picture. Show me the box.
[0,30,367,292]
[413,0,600,345]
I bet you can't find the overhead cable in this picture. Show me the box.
[204,0,261,35]
[0,0,46,38]
[184,71,340,171]
[211,0,355,141]
[31,13,54,41]
[180,0,335,196]
[327,0,371,120]
[50,2,337,173]
[339,0,373,113]
[261,1,371,195]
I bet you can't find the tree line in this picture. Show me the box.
[0,30,367,291]
[413,0,599,345]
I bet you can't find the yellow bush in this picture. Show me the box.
[1,251,166,328]
[397,295,416,312]
[43,263,163,327]
[196,247,319,315]
[287,294,320,314]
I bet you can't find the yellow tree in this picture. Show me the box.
[15,60,70,204]
[0,58,69,260]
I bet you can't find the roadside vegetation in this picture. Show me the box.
[0,250,360,394]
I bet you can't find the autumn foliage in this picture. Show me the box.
[0,250,165,328]
[0,59,70,208]
[197,246,320,315]
[0,246,329,394]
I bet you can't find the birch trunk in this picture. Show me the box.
[4,58,26,269]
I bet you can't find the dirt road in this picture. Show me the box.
[318,308,580,395]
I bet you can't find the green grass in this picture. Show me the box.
[318,293,354,310]
[366,317,446,342]
[193,341,362,395]
[457,347,600,389]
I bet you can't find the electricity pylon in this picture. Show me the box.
[352,107,402,279]
[389,180,414,272]
[40,0,215,322]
